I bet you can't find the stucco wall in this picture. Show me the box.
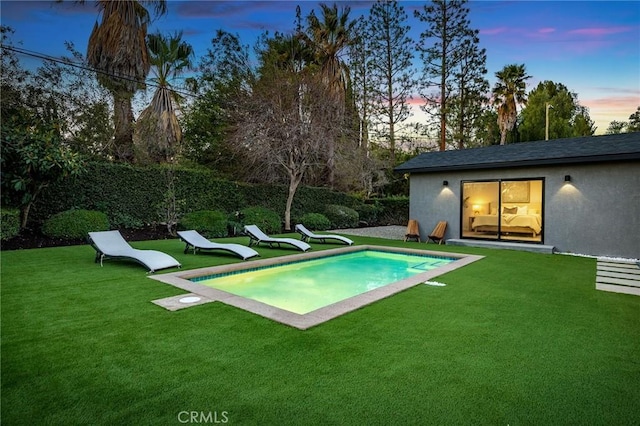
[408,161,640,259]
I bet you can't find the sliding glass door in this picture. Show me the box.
[461,179,544,243]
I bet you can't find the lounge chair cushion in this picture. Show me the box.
[177,230,259,260]
[88,230,181,273]
[294,224,353,245]
[244,225,311,252]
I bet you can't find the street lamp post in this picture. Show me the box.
[545,102,553,140]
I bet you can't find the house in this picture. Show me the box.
[394,132,640,259]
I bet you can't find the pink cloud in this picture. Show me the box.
[583,95,640,109]
[580,95,640,133]
[480,27,509,36]
[568,26,634,36]
[538,27,555,34]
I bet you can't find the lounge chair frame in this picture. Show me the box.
[177,230,259,260]
[295,224,353,245]
[88,230,181,273]
[244,225,311,252]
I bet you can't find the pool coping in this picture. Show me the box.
[149,245,484,330]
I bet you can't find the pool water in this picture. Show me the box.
[192,250,454,314]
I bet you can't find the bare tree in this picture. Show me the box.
[232,65,343,231]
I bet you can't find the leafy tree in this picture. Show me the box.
[606,120,627,134]
[492,63,531,144]
[2,27,113,158]
[181,30,254,174]
[366,0,416,165]
[1,26,85,228]
[1,115,84,229]
[473,107,500,146]
[135,31,194,163]
[627,106,640,132]
[85,0,167,162]
[414,0,475,151]
[519,81,595,141]
[571,105,596,137]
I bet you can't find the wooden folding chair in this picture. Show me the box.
[426,221,447,245]
[404,219,420,242]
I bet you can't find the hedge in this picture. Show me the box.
[1,209,20,241]
[29,162,408,231]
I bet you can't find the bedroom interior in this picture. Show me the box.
[461,179,544,242]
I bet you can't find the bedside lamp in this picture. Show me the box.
[472,204,480,215]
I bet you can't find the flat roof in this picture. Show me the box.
[394,132,640,174]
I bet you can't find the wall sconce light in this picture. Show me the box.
[564,175,571,182]
[443,180,449,186]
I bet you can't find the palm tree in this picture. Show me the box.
[86,0,167,162]
[301,3,355,185]
[492,63,530,145]
[135,31,194,163]
[303,3,354,100]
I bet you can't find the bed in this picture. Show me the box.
[471,205,542,236]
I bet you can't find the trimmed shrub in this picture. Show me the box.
[299,213,331,231]
[1,209,21,241]
[324,204,359,229]
[241,206,281,234]
[179,210,228,238]
[355,203,382,226]
[42,209,109,239]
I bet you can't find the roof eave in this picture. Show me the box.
[394,152,640,174]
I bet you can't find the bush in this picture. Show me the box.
[179,210,228,238]
[1,209,21,241]
[42,209,109,239]
[298,213,331,231]
[374,197,409,225]
[241,206,281,234]
[355,203,382,226]
[324,204,359,229]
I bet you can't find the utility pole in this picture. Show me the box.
[545,102,553,140]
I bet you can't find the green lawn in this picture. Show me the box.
[1,234,639,425]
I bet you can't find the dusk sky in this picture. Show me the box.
[1,0,639,135]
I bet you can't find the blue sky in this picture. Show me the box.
[1,0,639,134]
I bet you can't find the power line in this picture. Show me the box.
[1,44,198,100]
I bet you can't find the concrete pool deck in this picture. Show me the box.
[150,245,483,330]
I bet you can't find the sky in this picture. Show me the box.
[1,0,639,135]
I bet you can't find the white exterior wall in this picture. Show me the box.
[409,161,640,259]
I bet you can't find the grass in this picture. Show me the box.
[1,234,639,425]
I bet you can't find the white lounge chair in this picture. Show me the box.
[243,225,311,252]
[177,230,259,260]
[295,224,353,245]
[88,230,181,273]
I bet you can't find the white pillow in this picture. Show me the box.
[517,206,528,215]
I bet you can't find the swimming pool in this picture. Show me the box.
[151,245,483,329]
[192,250,455,314]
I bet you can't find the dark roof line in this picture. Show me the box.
[394,132,640,174]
